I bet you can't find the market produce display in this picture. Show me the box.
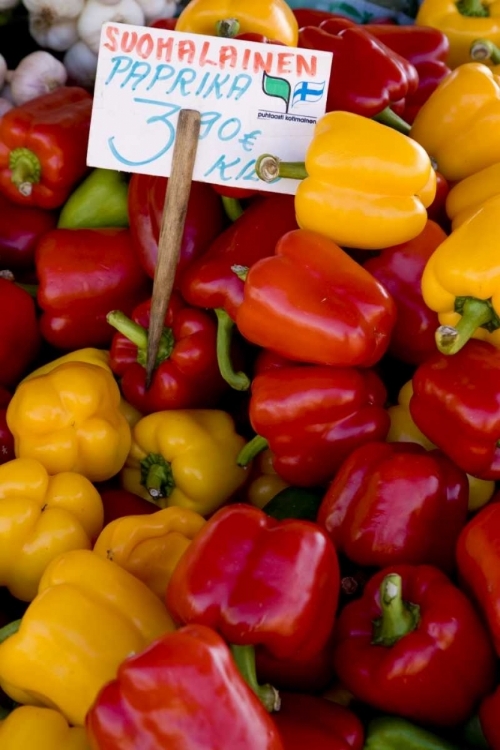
[3,0,500,747]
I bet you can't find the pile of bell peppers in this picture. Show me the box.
[4,0,500,747]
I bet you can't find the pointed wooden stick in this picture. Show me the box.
[146,108,201,385]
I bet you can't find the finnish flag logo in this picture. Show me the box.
[292,80,326,107]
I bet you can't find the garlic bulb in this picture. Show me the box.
[29,14,79,50]
[77,0,145,54]
[0,54,6,90]
[0,98,13,117]
[137,0,176,22]
[23,0,84,17]
[64,40,98,88]
[0,0,20,11]
[10,51,68,105]
[1,82,14,103]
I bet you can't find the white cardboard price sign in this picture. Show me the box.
[87,23,333,194]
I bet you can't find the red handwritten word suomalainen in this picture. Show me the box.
[104,26,317,77]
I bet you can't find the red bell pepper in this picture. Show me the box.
[255,637,335,693]
[479,686,500,750]
[107,291,228,414]
[167,503,340,662]
[273,693,364,750]
[239,365,390,487]
[86,623,284,750]
[0,87,92,209]
[359,23,451,124]
[298,22,418,126]
[127,173,226,281]
[35,228,151,350]
[363,220,445,365]
[99,488,155,526]
[456,501,500,656]
[0,192,56,274]
[0,386,14,465]
[180,193,298,389]
[293,8,335,26]
[333,565,496,726]
[318,441,469,572]
[236,229,396,369]
[0,276,41,388]
[409,340,500,480]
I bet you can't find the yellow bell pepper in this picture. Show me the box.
[246,448,289,509]
[93,506,205,598]
[0,706,90,750]
[20,347,142,427]
[256,111,436,250]
[388,381,495,511]
[0,549,174,726]
[445,162,500,229]
[7,362,131,482]
[22,348,111,382]
[416,0,500,69]
[411,62,500,182]
[422,193,500,354]
[175,0,299,46]
[0,458,103,602]
[122,409,249,515]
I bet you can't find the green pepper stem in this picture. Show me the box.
[255,154,308,183]
[456,0,489,16]
[237,435,269,467]
[215,308,250,391]
[0,270,38,298]
[231,264,248,282]
[372,573,420,647]
[0,619,21,645]
[373,107,411,135]
[107,310,148,349]
[140,453,175,507]
[230,645,280,712]
[215,17,240,37]
[9,148,42,197]
[470,38,500,62]
[435,298,494,355]
[221,195,244,222]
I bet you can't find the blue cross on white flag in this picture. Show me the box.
[292,80,326,107]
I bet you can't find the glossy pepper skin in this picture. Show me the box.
[333,565,496,726]
[445,162,500,229]
[175,0,298,46]
[180,194,297,321]
[317,441,469,572]
[108,292,228,414]
[35,227,150,350]
[479,686,500,750]
[7,361,131,482]
[410,63,500,182]
[167,504,340,661]
[298,22,419,118]
[93,506,205,598]
[0,276,41,388]
[0,549,174,726]
[0,706,90,750]
[121,410,249,515]
[410,340,500,479]
[387,381,496,512]
[237,229,396,368]
[0,387,14,465]
[290,111,436,249]
[422,195,500,354]
[416,0,500,68]
[456,501,500,655]
[86,624,284,750]
[0,192,56,273]
[363,220,445,365]
[273,693,364,750]
[245,365,390,487]
[128,173,226,281]
[58,168,129,230]
[0,87,92,209]
[0,457,104,601]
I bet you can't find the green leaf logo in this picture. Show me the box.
[262,72,291,112]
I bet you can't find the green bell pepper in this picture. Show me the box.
[57,168,129,229]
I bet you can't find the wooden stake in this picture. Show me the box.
[145,109,201,385]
